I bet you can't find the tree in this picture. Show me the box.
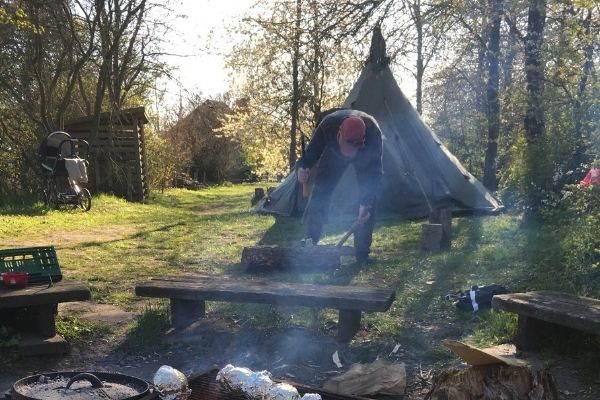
[0,0,170,201]
[483,0,503,191]
[221,0,363,176]
[522,0,547,213]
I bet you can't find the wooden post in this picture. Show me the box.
[421,223,443,252]
[515,315,572,351]
[32,304,58,337]
[126,162,133,201]
[337,309,361,342]
[428,208,452,250]
[170,299,205,330]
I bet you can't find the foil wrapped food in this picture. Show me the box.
[216,365,320,400]
[265,382,300,400]
[300,394,322,400]
[216,364,254,391]
[153,365,191,400]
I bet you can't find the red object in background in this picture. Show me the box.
[1,271,29,289]
[580,168,600,188]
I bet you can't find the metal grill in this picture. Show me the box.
[187,369,367,400]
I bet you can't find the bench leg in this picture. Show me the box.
[516,315,573,351]
[170,299,205,330]
[337,309,361,342]
[32,304,58,338]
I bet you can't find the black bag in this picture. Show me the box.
[445,285,508,312]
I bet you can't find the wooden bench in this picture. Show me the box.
[135,275,396,342]
[492,291,600,350]
[0,280,91,355]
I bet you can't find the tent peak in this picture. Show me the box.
[368,25,390,66]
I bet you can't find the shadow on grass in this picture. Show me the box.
[0,202,48,216]
[119,303,171,353]
[382,215,487,339]
[257,216,304,246]
[67,221,188,249]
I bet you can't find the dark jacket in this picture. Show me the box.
[298,109,383,207]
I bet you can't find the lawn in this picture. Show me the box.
[1,185,598,365]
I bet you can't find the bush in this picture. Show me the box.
[541,185,600,296]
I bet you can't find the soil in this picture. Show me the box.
[1,302,599,399]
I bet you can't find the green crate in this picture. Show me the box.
[0,246,63,285]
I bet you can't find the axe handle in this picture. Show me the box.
[336,221,360,248]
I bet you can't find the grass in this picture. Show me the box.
[122,303,171,352]
[55,315,114,341]
[1,184,598,363]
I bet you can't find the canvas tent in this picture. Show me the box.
[256,29,503,219]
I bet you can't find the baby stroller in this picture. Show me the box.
[38,131,92,211]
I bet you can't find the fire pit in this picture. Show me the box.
[7,372,158,400]
[187,368,369,400]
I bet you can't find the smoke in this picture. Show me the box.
[187,315,340,384]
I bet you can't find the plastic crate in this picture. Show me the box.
[0,246,63,285]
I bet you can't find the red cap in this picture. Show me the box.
[337,116,366,158]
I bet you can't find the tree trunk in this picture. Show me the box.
[569,7,594,178]
[288,0,302,171]
[483,0,502,191]
[414,0,424,115]
[523,0,547,214]
[426,365,559,400]
[523,0,546,142]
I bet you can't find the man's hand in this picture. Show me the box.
[297,167,309,184]
[357,205,371,225]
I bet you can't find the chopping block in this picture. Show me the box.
[241,244,354,272]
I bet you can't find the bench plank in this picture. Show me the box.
[136,277,395,312]
[0,280,91,353]
[492,291,600,335]
[0,280,91,309]
[136,276,396,341]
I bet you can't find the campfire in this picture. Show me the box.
[187,367,368,400]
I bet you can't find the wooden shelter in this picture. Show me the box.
[64,107,149,201]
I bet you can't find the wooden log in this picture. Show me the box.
[338,309,362,342]
[421,223,443,252]
[251,188,265,206]
[254,188,265,199]
[323,359,406,396]
[426,365,559,400]
[171,298,205,329]
[241,245,341,272]
[429,208,452,250]
[32,303,58,337]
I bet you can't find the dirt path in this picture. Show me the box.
[1,302,598,399]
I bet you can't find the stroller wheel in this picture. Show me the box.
[77,188,92,212]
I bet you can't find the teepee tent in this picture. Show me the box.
[256,29,503,219]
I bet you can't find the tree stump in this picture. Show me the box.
[421,224,443,252]
[251,188,265,206]
[425,365,559,400]
[428,208,452,250]
[241,245,341,272]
